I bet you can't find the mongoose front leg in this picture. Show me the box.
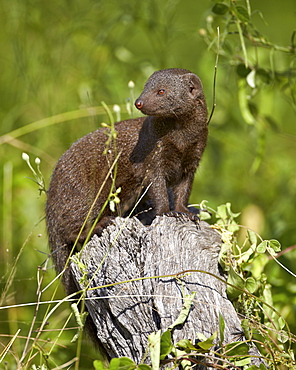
[148,177,171,216]
[169,174,199,222]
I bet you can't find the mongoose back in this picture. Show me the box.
[46,68,208,342]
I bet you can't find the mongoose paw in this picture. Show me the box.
[164,211,200,225]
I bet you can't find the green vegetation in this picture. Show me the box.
[0,0,295,368]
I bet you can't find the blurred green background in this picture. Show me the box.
[0,0,295,368]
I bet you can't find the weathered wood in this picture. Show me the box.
[71,215,264,368]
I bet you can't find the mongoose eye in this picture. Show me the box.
[157,89,165,95]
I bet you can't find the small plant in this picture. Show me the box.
[199,201,295,369]
[22,152,46,196]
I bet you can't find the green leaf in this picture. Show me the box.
[233,5,250,23]
[199,210,212,221]
[257,240,268,253]
[195,332,207,341]
[228,221,240,233]
[95,359,136,370]
[118,358,137,370]
[138,366,152,370]
[262,284,273,316]
[160,331,173,360]
[226,265,245,299]
[245,277,257,293]
[196,332,217,350]
[216,204,228,219]
[219,313,225,345]
[226,202,240,218]
[176,339,197,352]
[268,239,281,253]
[93,360,105,370]
[233,357,251,366]
[216,203,240,222]
[225,341,249,356]
[278,316,286,330]
[237,237,257,265]
[148,331,161,370]
[212,3,229,15]
[168,292,195,330]
[247,229,257,246]
[108,357,137,370]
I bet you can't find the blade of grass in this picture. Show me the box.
[0,106,107,145]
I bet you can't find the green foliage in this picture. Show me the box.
[0,0,295,368]
[200,200,296,369]
[94,357,150,370]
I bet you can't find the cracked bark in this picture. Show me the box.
[71,215,265,368]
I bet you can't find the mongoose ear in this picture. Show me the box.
[184,73,203,98]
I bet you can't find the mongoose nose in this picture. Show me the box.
[135,99,143,110]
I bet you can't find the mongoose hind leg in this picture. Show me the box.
[68,216,116,246]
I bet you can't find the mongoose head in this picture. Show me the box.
[135,68,205,118]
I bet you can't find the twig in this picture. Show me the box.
[207,27,220,126]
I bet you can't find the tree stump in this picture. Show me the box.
[71,215,264,368]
